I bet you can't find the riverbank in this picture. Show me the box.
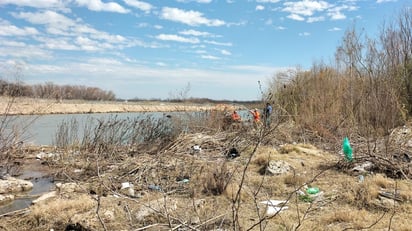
[0,97,241,115]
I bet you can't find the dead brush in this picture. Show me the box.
[202,161,234,196]
[53,114,183,158]
[341,177,380,209]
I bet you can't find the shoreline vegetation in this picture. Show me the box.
[0,97,250,115]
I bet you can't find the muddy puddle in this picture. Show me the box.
[0,159,55,215]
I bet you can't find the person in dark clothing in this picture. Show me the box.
[263,102,272,127]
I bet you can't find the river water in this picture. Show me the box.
[3,110,252,146]
[4,112,167,146]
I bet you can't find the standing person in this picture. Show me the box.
[249,108,262,128]
[264,102,272,127]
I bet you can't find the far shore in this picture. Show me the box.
[0,97,243,115]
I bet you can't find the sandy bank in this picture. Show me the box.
[0,97,236,115]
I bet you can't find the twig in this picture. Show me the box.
[0,208,30,218]
[96,159,108,231]
[342,211,387,231]
[134,223,161,231]
[195,213,227,228]
[387,181,398,230]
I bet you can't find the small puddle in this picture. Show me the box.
[0,160,55,215]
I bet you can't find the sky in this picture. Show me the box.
[0,0,408,101]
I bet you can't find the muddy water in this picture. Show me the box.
[0,160,55,215]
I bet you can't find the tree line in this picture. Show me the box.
[0,80,116,101]
[266,7,412,140]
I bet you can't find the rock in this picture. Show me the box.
[261,160,291,175]
[351,161,374,174]
[32,191,57,204]
[103,210,115,222]
[36,152,59,160]
[55,182,80,193]
[0,194,15,205]
[0,177,33,194]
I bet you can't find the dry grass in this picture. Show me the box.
[2,120,412,231]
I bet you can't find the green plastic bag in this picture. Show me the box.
[306,187,320,194]
[343,137,353,162]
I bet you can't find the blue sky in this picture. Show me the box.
[0,0,407,100]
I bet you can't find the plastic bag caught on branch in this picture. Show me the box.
[342,137,353,162]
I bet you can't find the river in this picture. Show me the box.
[3,110,252,146]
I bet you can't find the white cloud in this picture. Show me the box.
[75,0,129,13]
[176,0,213,3]
[283,0,330,16]
[12,10,129,49]
[256,5,265,11]
[256,0,281,3]
[37,37,79,50]
[0,20,39,36]
[327,5,357,20]
[179,29,212,37]
[201,55,220,60]
[156,62,167,66]
[160,7,225,26]
[12,10,79,36]
[123,0,153,14]
[287,14,305,21]
[0,46,52,59]
[220,49,231,55]
[307,16,324,23]
[328,11,346,20]
[376,0,397,3]
[0,39,26,47]
[204,40,232,46]
[328,27,341,31]
[275,26,286,30]
[299,32,310,36]
[0,0,67,9]
[156,34,200,43]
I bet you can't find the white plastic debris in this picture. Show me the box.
[121,182,132,189]
[260,200,288,216]
[192,145,202,151]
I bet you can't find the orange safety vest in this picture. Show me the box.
[231,112,241,121]
[252,110,260,122]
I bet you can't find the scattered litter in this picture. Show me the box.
[358,175,364,182]
[120,182,135,197]
[177,178,190,184]
[260,200,288,216]
[342,137,353,162]
[192,145,202,152]
[379,191,403,202]
[148,185,162,191]
[121,182,132,190]
[352,161,374,174]
[306,187,319,195]
[226,147,240,159]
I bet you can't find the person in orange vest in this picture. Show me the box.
[249,108,262,128]
[231,110,241,122]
